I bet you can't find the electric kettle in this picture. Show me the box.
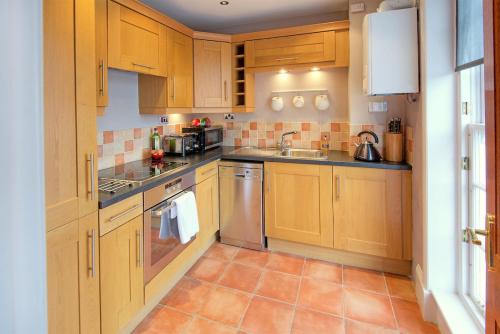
[353,131,382,162]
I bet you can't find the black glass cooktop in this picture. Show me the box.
[99,159,188,184]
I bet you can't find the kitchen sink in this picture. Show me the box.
[276,149,328,160]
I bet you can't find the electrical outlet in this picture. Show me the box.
[159,116,168,124]
[368,101,388,113]
[224,113,235,120]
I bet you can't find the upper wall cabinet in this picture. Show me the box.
[194,39,232,108]
[166,27,193,107]
[107,0,167,76]
[244,28,349,70]
[363,8,418,95]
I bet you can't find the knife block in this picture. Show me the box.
[384,132,403,162]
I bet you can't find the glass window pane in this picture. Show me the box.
[456,0,484,70]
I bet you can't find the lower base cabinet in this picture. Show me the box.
[100,215,144,334]
[264,162,334,248]
[46,212,100,334]
[264,162,411,261]
[333,167,408,259]
[196,163,220,240]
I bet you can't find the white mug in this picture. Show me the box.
[271,96,284,111]
[292,95,305,108]
[315,94,330,111]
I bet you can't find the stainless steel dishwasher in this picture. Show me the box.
[218,161,265,250]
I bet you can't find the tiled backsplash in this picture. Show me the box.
[98,121,389,170]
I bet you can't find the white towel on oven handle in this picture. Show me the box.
[172,191,199,244]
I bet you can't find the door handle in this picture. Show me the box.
[99,59,104,96]
[335,175,340,200]
[486,214,495,269]
[224,80,228,101]
[171,75,176,100]
[86,153,95,200]
[136,229,143,267]
[87,229,95,278]
[132,62,155,69]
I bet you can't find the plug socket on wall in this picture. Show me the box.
[224,113,235,120]
[159,116,169,124]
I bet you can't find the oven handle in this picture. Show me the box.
[151,191,191,217]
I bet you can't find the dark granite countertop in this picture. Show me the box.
[98,146,411,209]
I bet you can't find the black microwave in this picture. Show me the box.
[182,125,223,151]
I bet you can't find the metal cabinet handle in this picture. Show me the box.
[335,175,340,200]
[86,153,95,200]
[171,75,176,100]
[108,204,141,222]
[265,170,270,193]
[87,229,95,278]
[275,57,297,62]
[99,59,104,96]
[132,62,155,69]
[136,229,143,267]
[224,80,228,101]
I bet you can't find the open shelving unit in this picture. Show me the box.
[231,43,255,112]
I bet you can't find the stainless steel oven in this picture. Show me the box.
[143,172,196,283]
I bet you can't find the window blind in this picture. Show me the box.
[456,0,484,71]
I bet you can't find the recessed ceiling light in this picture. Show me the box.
[220,1,229,5]
[310,67,320,71]
[278,69,288,74]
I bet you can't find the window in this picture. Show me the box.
[459,64,486,325]
[456,0,484,71]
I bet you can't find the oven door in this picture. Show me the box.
[143,187,196,284]
[204,127,223,150]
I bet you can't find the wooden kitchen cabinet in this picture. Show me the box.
[166,27,193,108]
[245,31,336,68]
[196,161,219,240]
[95,0,108,112]
[332,167,410,260]
[46,212,100,334]
[194,39,232,108]
[107,0,167,76]
[100,215,144,334]
[138,28,193,113]
[265,162,333,248]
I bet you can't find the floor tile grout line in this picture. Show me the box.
[384,271,401,331]
[288,257,306,333]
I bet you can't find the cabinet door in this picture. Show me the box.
[333,167,403,259]
[44,0,79,231]
[76,0,98,218]
[197,174,220,240]
[265,163,333,247]
[100,215,144,334]
[78,212,101,334]
[167,28,193,107]
[108,0,167,76]
[194,40,232,107]
[245,31,335,67]
[95,0,108,109]
[47,221,80,334]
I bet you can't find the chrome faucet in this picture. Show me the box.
[280,131,297,151]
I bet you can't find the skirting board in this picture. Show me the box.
[120,235,216,334]
[267,238,412,276]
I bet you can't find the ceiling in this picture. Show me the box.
[141,0,349,33]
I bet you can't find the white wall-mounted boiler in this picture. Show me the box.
[363,7,419,96]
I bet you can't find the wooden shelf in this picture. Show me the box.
[233,92,245,96]
[235,80,245,83]
[234,67,244,71]
[235,54,244,58]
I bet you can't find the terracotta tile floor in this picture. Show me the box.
[134,243,440,334]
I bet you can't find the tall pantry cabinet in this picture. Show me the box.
[44,0,100,333]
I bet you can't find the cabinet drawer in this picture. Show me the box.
[246,31,335,67]
[99,193,143,236]
[195,161,219,184]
